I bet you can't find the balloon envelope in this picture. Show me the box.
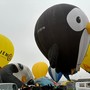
[13,63,33,84]
[34,4,90,74]
[0,34,14,67]
[48,66,62,82]
[0,63,33,88]
[81,44,90,72]
[32,62,48,79]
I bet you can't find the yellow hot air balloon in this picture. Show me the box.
[32,61,48,79]
[0,34,14,67]
[81,44,90,72]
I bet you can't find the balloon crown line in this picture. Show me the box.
[0,50,13,61]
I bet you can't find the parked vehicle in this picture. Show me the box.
[75,82,90,90]
[0,83,18,90]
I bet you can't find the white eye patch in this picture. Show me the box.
[67,8,89,31]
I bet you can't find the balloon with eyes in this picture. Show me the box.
[34,4,90,80]
[0,63,34,88]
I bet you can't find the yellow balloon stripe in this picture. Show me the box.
[81,44,90,72]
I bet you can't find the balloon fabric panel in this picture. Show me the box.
[81,44,90,72]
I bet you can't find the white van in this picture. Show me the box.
[75,82,90,90]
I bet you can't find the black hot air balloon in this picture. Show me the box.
[34,3,90,79]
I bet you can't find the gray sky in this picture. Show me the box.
[0,0,90,81]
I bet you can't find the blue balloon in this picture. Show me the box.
[48,66,62,82]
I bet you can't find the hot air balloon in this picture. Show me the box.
[81,44,90,73]
[0,63,34,88]
[34,3,90,78]
[0,63,24,88]
[48,66,62,82]
[32,62,48,79]
[0,34,14,68]
[13,63,34,84]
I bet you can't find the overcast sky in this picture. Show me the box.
[0,0,90,81]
